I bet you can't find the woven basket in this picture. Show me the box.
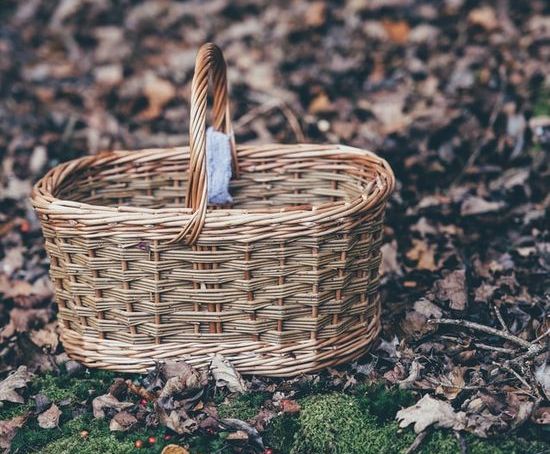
[31,43,395,376]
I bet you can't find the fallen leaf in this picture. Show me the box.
[380,240,403,276]
[0,366,34,404]
[37,403,61,429]
[30,322,59,350]
[157,406,198,435]
[139,72,176,119]
[535,363,550,400]
[532,407,550,425]
[219,418,264,449]
[210,354,247,393]
[226,430,249,441]
[161,445,190,454]
[406,239,437,271]
[435,269,467,311]
[280,399,301,414]
[435,367,466,400]
[461,196,505,216]
[92,394,133,419]
[396,394,466,433]
[0,415,27,451]
[398,360,424,390]
[468,6,498,31]
[109,411,137,432]
[382,19,410,43]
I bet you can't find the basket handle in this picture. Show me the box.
[171,43,238,245]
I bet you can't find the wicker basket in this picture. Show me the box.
[31,43,395,376]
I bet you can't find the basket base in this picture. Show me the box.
[59,319,380,377]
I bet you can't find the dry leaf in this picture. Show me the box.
[468,6,498,31]
[435,367,466,400]
[398,360,424,390]
[210,354,247,393]
[109,411,137,432]
[0,415,26,451]
[396,394,466,433]
[0,366,34,404]
[139,72,176,119]
[161,445,190,454]
[382,19,410,43]
[30,322,59,350]
[406,239,437,271]
[92,394,133,419]
[157,407,198,435]
[280,399,301,414]
[380,240,403,276]
[435,269,467,311]
[37,403,61,429]
[461,196,505,216]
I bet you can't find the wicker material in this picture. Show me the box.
[31,43,395,376]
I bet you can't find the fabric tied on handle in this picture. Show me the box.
[206,126,233,205]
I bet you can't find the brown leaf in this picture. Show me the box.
[468,6,498,31]
[161,445,190,454]
[396,394,466,433]
[0,415,27,451]
[382,19,410,43]
[139,72,176,120]
[406,239,437,271]
[158,361,206,411]
[210,354,247,394]
[435,269,467,311]
[37,403,61,429]
[30,322,59,350]
[0,366,34,404]
[461,196,504,216]
[280,399,301,414]
[109,411,137,432]
[380,240,403,276]
[532,407,550,425]
[435,367,466,400]
[92,394,133,419]
[157,406,198,435]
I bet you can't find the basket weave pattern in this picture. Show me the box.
[31,44,394,376]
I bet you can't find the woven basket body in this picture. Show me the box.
[31,44,394,376]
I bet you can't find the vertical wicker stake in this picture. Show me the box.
[31,43,395,376]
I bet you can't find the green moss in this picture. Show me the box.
[356,383,416,423]
[218,391,269,421]
[288,393,414,454]
[263,414,300,453]
[533,87,550,117]
[263,392,550,454]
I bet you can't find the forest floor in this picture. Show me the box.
[0,0,549,453]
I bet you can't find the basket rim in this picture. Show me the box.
[31,143,395,242]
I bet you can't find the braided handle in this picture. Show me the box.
[171,43,238,245]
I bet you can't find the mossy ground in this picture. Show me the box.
[2,369,549,453]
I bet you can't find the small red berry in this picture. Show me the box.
[134,440,144,448]
[148,436,156,444]
[20,220,30,233]
[263,449,274,454]
[163,434,172,441]
[139,399,148,406]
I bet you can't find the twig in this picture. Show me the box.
[493,305,510,333]
[532,328,550,345]
[405,430,429,454]
[429,318,533,349]
[455,431,468,454]
[452,90,504,186]
[474,343,516,354]
[493,361,534,395]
